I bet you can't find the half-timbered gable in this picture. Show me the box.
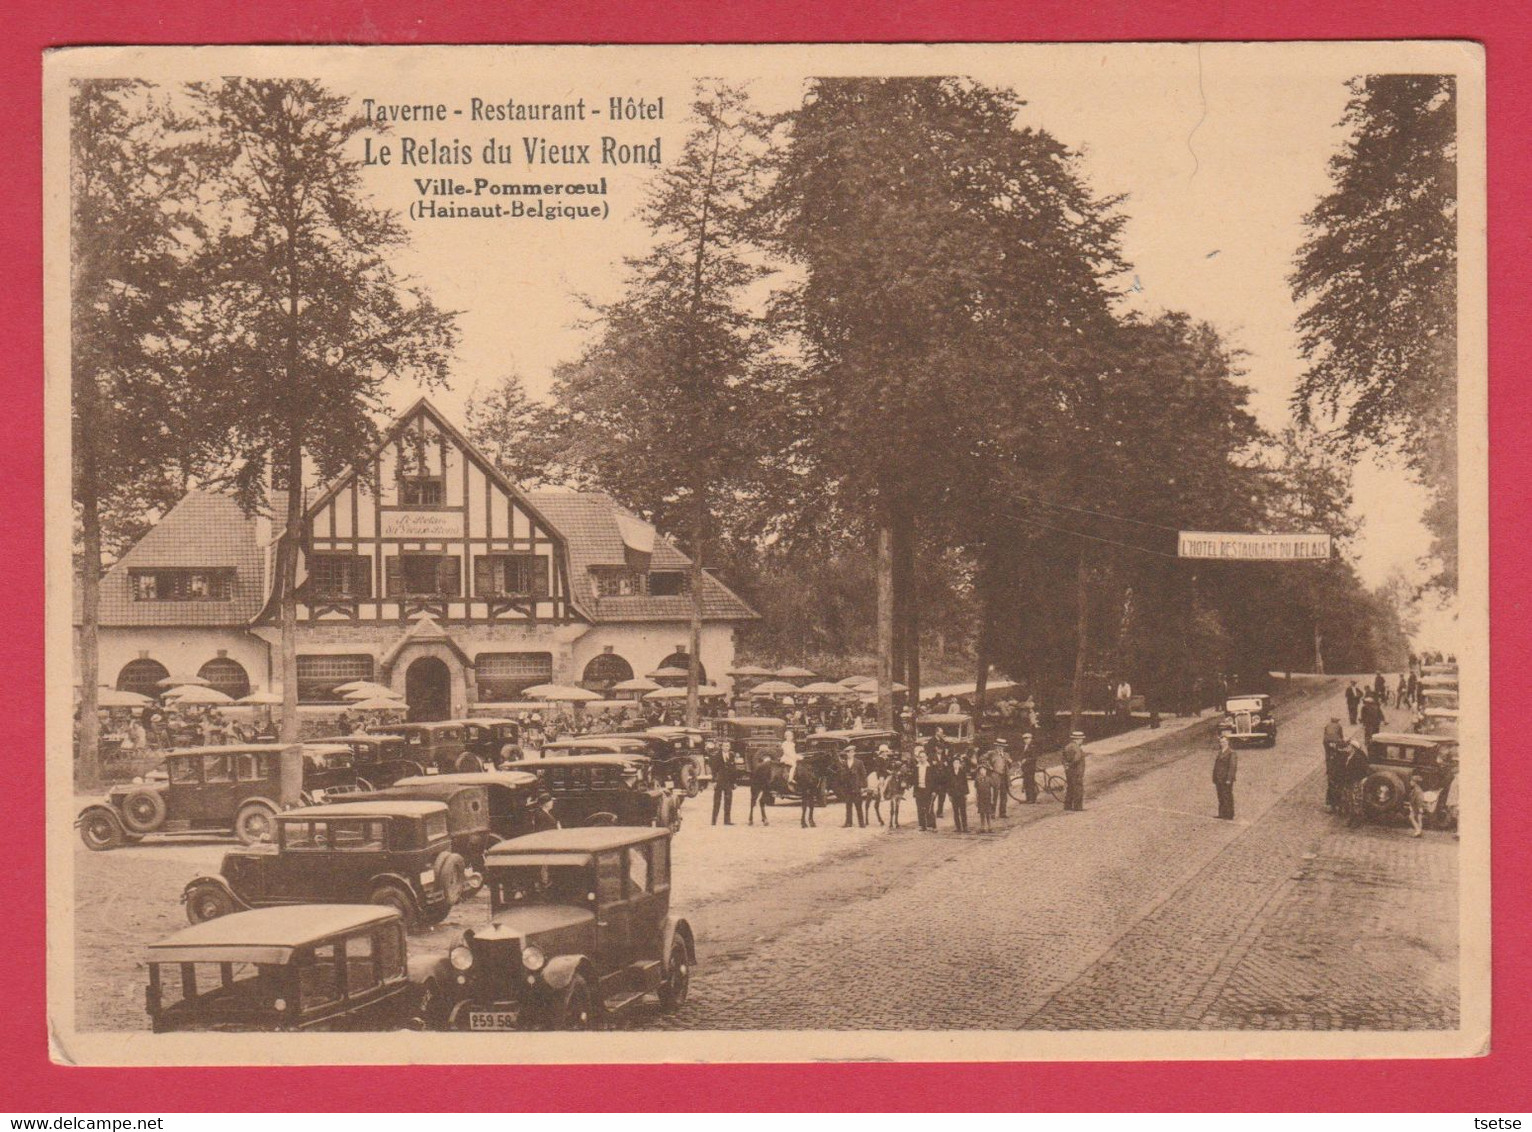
[287,400,582,627]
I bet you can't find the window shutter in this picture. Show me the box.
[533,555,550,597]
[438,556,461,596]
[384,556,401,597]
[353,557,373,599]
[473,556,493,597]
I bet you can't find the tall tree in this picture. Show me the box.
[1291,74,1458,590]
[71,80,202,787]
[761,77,1127,725]
[463,372,564,488]
[188,79,457,741]
[540,83,773,725]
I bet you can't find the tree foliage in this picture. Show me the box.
[1291,74,1458,590]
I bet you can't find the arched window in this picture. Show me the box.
[658,652,707,685]
[198,657,251,701]
[582,652,634,691]
[117,658,169,699]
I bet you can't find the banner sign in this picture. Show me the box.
[1177,531,1332,560]
[382,509,464,539]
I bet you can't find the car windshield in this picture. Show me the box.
[488,864,591,909]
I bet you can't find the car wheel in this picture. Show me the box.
[119,790,167,834]
[234,802,276,845]
[658,937,691,1014]
[370,883,419,927]
[79,810,125,851]
[434,850,468,904]
[185,882,237,925]
[550,974,595,1030]
[456,754,484,773]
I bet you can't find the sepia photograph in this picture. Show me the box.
[42,41,1487,1066]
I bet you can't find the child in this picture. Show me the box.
[1407,772,1427,838]
[974,759,996,832]
[884,758,905,830]
[865,756,887,826]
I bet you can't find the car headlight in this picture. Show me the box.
[449,945,474,971]
[520,945,545,972]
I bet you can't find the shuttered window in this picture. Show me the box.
[384,555,461,596]
[473,554,549,597]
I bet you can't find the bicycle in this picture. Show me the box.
[1007,765,1065,804]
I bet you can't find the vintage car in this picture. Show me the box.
[1221,694,1278,747]
[451,718,523,765]
[1356,731,1459,828]
[1419,686,1459,712]
[499,754,680,832]
[181,800,472,929]
[916,713,975,749]
[145,905,420,1033]
[346,770,543,868]
[706,717,786,768]
[308,734,426,788]
[423,827,693,1030]
[300,742,369,798]
[368,721,484,773]
[76,744,305,851]
[1420,707,1460,736]
[584,729,709,796]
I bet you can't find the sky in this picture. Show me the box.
[130,43,1462,646]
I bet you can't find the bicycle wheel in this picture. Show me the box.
[1006,770,1030,804]
[1043,772,1066,803]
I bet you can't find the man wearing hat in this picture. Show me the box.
[1018,732,1039,804]
[987,737,1012,818]
[1322,715,1347,811]
[1213,729,1237,820]
[912,744,936,831]
[1062,730,1086,811]
[838,745,868,828]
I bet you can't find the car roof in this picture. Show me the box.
[147,905,400,964]
[486,826,668,857]
[456,717,520,726]
[164,744,289,758]
[501,754,650,769]
[394,771,539,789]
[372,722,459,732]
[310,734,398,745]
[542,736,651,750]
[818,728,897,740]
[918,714,972,724]
[718,717,784,728]
[1371,732,1448,748]
[299,743,354,756]
[644,726,706,736]
[281,799,448,819]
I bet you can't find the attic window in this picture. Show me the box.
[398,476,445,506]
[592,567,644,597]
[129,569,233,602]
[648,571,689,597]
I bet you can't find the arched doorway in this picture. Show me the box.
[582,652,634,693]
[658,651,707,685]
[198,657,251,700]
[405,657,452,721]
[117,658,169,699]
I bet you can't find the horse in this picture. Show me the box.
[796,758,826,828]
[746,749,775,826]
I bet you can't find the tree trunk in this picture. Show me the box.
[1068,547,1090,736]
[973,553,991,734]
[76,460,102,792]
[279,437,303,745]
[895,508,921,712]
[876,521,895,730]
[686,486,705,728]
[1313,622,1325,675]
[891,523,907,689]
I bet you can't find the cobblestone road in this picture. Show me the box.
[660,684,1458,1031]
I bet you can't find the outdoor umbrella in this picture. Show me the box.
[349,696,406,711]
[162,684,235,705]
[97,688,152,708]
[235,691,284,706]
[644,685,726,701]
[750,680,800,696]
[726,665,774,678]
[156,673,210,688]
[334,680,381,693]
[799,681,856,696]
[645,666,691,680]
[343,683,403,701]
[612,677,662,693]
[523,684,603,702]
[774,666,818,681]
[837,675,871,687]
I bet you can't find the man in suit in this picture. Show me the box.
[911,744,935,831]
[946,752,971,832]
[708,741,737,826]
[1213,731,1237,820]
[1359,693,1386,742]
[1062,731,1086,811]
[987,737,1011,818]
[1345,681,1361,724]
[1322,715,1347,811]
[1017,732,1038,803]
[838,746,868,827]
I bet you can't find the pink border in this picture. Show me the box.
[6,0,1527,1111]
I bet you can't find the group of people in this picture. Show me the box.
[1320,715,1457,836]
[107,704,269,751]
[705,727,1091,834]
[1345,671,1420,717]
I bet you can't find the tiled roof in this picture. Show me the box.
[90,491,267,626]
[527,490,758,623]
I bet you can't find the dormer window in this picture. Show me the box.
[592,567,643,597]
[647,571,689,596]
[130,568,233,601]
